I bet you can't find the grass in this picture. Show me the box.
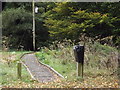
[36,42,118,79]
[34,42,119,88]
[1,51,30,59]
[0,51,36,86]
[0,41,119,88]
[36,51,76,78]
[0,62,32,85]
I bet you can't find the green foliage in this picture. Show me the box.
[2,8,32,30]
[2,2,120,50]
[44,2,120,45]
[2,5,49,50]
[2,2,32,11]
[2,8,33,50]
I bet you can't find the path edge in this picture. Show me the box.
[19,51,35,59]
[19,52,38,81]
[20,52,64,81]
[37,59,64,78]
[21,61,37,81]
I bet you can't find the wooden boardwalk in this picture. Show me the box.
[21,53,59,83]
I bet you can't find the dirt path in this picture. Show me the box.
[21,53,59,83]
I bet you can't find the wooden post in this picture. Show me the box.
[82,63,84,77]
[77,63,83,77]
[17,62,22,79]
[77,63,81,76]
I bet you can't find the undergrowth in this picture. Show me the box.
[36,41,118,79]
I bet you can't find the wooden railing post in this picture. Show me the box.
[17,62,22,79]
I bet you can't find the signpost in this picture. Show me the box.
[73,45,84,77]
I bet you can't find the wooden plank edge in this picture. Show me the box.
[21,61,38,81]
[19,51,35,59]
[36,57,64,78]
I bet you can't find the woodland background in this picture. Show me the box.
[1,2,120,50]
